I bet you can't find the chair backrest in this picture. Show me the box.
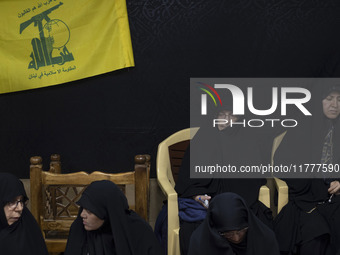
[30,154,150,253]
[271,131,287,166]
[271,131,289,214]
[157,127,199,188]
[156,128,199,255]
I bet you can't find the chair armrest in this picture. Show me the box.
[157,176,180,229]
[258,185,270,208]
[157,175,177,197]
[274,177,288,214]
[157,176,180,255]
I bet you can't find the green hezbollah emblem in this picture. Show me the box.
[19,2,74,70]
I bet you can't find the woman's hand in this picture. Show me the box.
[328,181,340,195]
[193,194,211,209]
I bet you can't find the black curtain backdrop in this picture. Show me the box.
[1,0,340,178]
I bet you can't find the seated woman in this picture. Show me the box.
[64,180,163,255]
[274,85,340,255]
[0,173,48,255]
[173,106,274,254]
[188,192,280,255]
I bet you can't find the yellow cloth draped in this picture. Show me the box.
[0,0,134,94]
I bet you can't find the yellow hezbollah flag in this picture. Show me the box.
[0,0,134,94]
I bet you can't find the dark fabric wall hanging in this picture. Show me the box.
[1,0,340,178]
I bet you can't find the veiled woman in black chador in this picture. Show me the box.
[188,192,280,255]
[174,101,274,255]
[0,172,48,255]
[64,180,163,255]
[274,84,340,255]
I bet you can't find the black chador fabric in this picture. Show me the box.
[0,173,48,255]
[175,122,272,215]
[188,193,280,255]
[64,180,163,255]
[274,85,340,254]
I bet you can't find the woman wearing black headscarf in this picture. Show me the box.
[174,105,274,255]
[64,180,163,255]
[0,172,48,255]
[188,192,280,255]
[176,109,269,206]
[274,84,340,255]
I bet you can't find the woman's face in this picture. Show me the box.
[323,91,340,119]
[220,227,248,244]
[217,110,239,130]
[4,195,24,225]
[80,208,105,231]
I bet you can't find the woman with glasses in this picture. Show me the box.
[0,172,48,255]
[188,192,280,255]
[64,180,163,255]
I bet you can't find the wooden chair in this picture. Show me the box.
[156,128,270,255]
[30,154,150,254]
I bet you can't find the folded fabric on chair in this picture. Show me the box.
[178,198,207,222]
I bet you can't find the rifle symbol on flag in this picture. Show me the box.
[20,2,74,70]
